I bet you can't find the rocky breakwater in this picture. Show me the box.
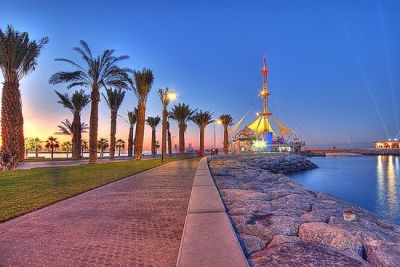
[209,154,400,266]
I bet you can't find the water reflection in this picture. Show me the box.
[376,156,398,217]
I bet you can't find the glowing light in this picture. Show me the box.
[167,91,177,101]
[252,139,266,150]
[217,119,222,125]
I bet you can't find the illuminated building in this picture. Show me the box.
[229,56,304,153]
[375,140,400,149]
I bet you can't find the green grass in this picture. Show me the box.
[0,158,176,222]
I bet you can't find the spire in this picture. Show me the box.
[260,55,271,116]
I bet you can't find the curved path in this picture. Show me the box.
[0,159,198,266]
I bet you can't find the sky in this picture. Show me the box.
[1,0,399,149]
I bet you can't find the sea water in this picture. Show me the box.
[291,155,400,224]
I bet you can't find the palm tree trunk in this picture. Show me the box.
[161,106,167,160]
[88,87,100,164]
[168,123,172,156]
[72,112,81,160]
[109,110,117,160]
[134,102,146,160]
[35,148,38,158]
[199,126,205,157]
[151,128,156,156]
[178,123,185,156]
[118,147,121,157]
[128,126,133,157]
[51,147,54,159]
[223,125,229,154]
[1,76,25,167]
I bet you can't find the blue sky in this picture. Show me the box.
[1,0,399,148]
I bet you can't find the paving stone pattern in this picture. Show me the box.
[0,159,198,266]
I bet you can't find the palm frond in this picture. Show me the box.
[218,114,233,127]
[0,24,48,81]
[146,116,161,129]
[133,68,154,102]
[191,110,214,128]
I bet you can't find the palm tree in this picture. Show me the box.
[81,138,89,157]
[218,114,233,155]
[102,88,125,160]
[56,119,89,136]
[0,25,48,168]
[133,68,154,160]
[24,138,30,158]
[45,136,60,159]
[61,141,72,158]
[49,40,131,164]
[116,139,125,157]
[169,103,195,156]
[191,110,214,157]
[146,116,161,156]
[97,138,109,158]
[55,89,90,159]
[30,137,42,158]
[158,88,175,161]
[167,121,172,156]
[127,109,137,157]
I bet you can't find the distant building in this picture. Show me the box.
[375,140,400,149]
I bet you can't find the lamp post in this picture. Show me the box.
[158,88,176,162]
[213,119,222,154]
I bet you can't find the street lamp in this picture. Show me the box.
[213,119,222,154]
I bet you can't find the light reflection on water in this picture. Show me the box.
[377,156,398,220]
[291,156,400,224]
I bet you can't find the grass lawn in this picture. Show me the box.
[0,158,176,222]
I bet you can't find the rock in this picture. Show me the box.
[250,235,369,267]
[209,154,400,266]
[298,222,364,256]
[238,213,302,244]
[220,189,272,203]
[364,240,400,267]
[240,234,266,256]
[328,216,400,244]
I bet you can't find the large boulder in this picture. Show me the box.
[239,234,266,256]
[298,222,364,256]
[364,240,400,267]
[250,235,369,267]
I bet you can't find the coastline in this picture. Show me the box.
[303,148,400,157]
[209,154,400,266]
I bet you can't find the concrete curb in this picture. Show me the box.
[176,157,248,267]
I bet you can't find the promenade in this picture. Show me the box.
[0,159,198,266]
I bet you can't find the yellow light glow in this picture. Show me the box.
[167,91,177,101]
[252,139,266,150]
[217,119,222,124]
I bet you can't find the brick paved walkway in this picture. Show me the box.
[0,159,198,266]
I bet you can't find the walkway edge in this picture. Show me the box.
[176,157,248,267]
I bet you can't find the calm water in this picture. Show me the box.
[291,156,400,224]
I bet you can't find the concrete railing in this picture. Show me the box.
[176,157,248,267]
